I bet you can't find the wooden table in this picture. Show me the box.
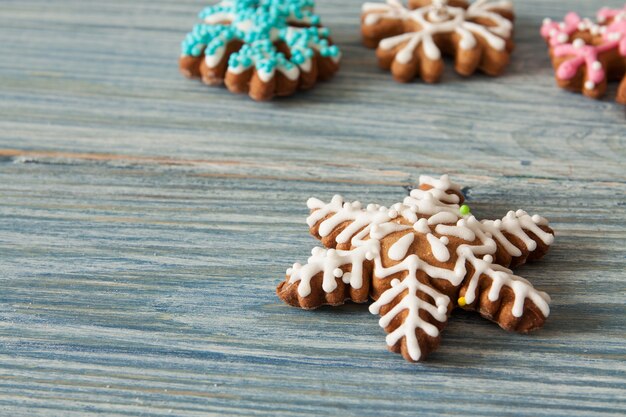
[1,0,625,415]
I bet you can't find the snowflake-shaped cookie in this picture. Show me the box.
[277,175,555,362]
[361,0,515,83]
[541,5,626,104]
[180,0,341,101]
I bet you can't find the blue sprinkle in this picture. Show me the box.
[180,0,341,70]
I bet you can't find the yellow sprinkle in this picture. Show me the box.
[458,297,467,307]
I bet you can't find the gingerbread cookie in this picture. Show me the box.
[277,175,555,362]
[360,0,515,83]
[541,5,626,104]
[180,0,341,101]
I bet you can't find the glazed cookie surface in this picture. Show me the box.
[277,175,555,362]
[541,5,626,104]
[361,0,515,83]
[180,0,341,101]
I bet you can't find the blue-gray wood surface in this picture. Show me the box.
[1,0,625,416]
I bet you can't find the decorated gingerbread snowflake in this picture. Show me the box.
[360,0,515,83]
[541,5,626,104]
[277,175,555,362]
[179,0,341,101]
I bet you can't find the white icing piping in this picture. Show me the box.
[370,272,449,361]
[205,45,226,68]
[362,0,410,25]
[389,233,415,260]
[427,233,450,262]
[225,57,301,83]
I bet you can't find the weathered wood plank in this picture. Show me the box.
[0,0,625,416]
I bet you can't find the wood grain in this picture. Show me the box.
[0,0,625,416]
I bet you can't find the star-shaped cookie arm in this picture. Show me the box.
[369,272,451,362]
[306,196,431,251]
[415,174,465,204]
[451,211,554,333]
[481,210,555,268]
[456,253,551,333]
[306,195,374,250]
[276,246,374,309]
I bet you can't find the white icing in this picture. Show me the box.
[427,233,451,262]
[227,64,251,75]
[362,0,409,25]
[419,173,462,193]
[205,45,226,68]
[370,267,449,361]
[260,63,300,83]
[436,218,476,241]
[299,58,313,73]
[414,218,431,234]
[461,253,551,318]
[289,245,375,296]
[371,222,411,240]
[428,211,459,225]
[363,0,513,64]
[388,233,415,261]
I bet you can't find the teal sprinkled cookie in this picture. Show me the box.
[179,0,341,101]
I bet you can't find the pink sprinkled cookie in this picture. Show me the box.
[541,5,626,104]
